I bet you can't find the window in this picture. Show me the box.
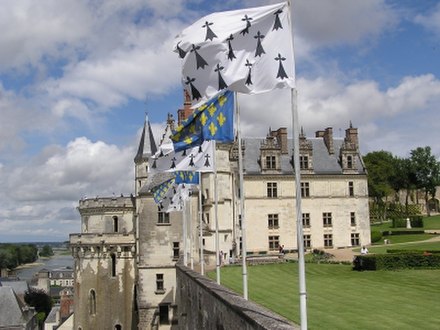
[267,182,278,198]
[268,236,279,251]
[158,211,170,224]
[300,155,309,169]
[238,214,242,229]
[323,212,332,227]
[113,216,119,233]
[268,214,279,229]
[110,253,116,277]
[351,233,360,246]
[115,325,122,330]
[301,182,310,197]
[303,235,311,248]
[173,242,180,260]
[347,155,353,169]
[156,274,164,292]
[266,156,276,169]
[302,213,310,228]
[350,212,356,226]
[348,181,354,197]
[89,290,96,315]
[324,234,333,248]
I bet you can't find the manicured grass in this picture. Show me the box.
[424,215,440,229]
[209,263,440,329]
[368,240,440,254]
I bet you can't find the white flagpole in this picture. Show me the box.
[183,198,188,267]
[214,140,221,284]
[198,172,205,275]
[291,88,307,329]
[189,190,194,270]
[235,92,248,300]
[288,2,307,329]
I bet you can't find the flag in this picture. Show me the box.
[175,171,200,184]
[171,90,234,151]
[151,176,195,213]
[150,140,215,173]
[174,1,294,106]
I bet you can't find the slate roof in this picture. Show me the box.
[0,287,32,327]
[243,137,366,175]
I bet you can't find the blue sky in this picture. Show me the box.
[0,0,439,242]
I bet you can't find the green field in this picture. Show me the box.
[210,263,440,329]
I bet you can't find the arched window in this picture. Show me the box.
[89,290,96,315]
[111,253,116,277]
[113,216,119,233]
[115,325,122,330]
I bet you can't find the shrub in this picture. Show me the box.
[370,230,382,243]
[382,230,425,236]
[353,253,440,271]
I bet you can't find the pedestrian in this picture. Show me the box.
[360,246,368,255]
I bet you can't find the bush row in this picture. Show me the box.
[382,230,425,236]
[353,253,440,271]
[386,249,440,254]
[392,216,424,228]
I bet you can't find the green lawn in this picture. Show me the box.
[209,263,440,329]
[424,215,440,229]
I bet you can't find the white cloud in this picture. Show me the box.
[414,3,440,36]
[293,0,397,51]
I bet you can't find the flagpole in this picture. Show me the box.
[214,140,221,284]
[183,198,188,267]
[189,192,194,270]
[235,92,248,300]
[198,171,205,275]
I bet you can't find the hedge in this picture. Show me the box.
[386,249,440,254]
[382,230,425,236]
[370,230,382,243]
[353,253,440,271]
[392,216,423,228]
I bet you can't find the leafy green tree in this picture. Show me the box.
[410,146,440,216]
[40,245,54,257]
[390,157,417,215]
[363,151,396,221]
[24,288,53,327]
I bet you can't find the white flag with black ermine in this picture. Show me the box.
[174,1,295,106]
[150,140,215,173]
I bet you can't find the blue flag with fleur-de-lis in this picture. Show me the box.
[171,90,234,151]
[175,171,199,184]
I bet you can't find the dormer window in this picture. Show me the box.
[347,155,353,169]
[300,155,309,169]
[265,156,276,169]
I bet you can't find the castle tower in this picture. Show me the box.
[70,196,136,329]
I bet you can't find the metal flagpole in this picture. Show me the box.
[183,198,188,267]
[189,189,194,270]
[198,171,204,275]
[288,1,308,328]
[291,88,307,329]
[235,93,248,300]
[214,140,221,284]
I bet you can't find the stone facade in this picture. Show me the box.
[70,105,370,328]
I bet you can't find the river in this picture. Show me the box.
[15,251,74,283]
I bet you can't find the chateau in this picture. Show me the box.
[69,97,371,329]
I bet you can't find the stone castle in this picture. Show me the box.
[70,95,370,329]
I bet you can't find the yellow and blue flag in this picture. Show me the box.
[171,90,234,151]
[175,171,199,184]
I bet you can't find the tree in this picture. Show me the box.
[40,245,54,257]
[363,151,396,221]
[390,157,417,215]
[24,288,53,327]
[410,146,440,216]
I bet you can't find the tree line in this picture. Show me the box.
[0,243,54,270]
[363,146,440,221]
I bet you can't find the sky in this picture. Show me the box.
[1,0,439,242]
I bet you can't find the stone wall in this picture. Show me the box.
[175,264,299,330]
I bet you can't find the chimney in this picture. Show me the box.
[272,128,288,154]
[323,127,334,154]
[345,122,359,149]
[59,289,74,320]
[177,90,193,125]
